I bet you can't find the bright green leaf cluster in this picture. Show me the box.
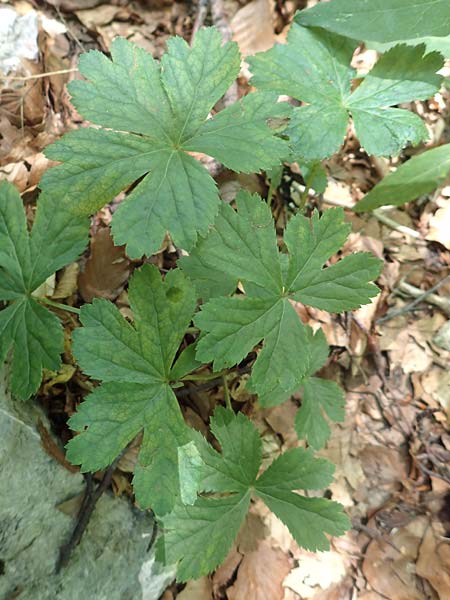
[40,28,290,258]
[0,182,88,400]
[248,24,443,158]
[67,264,197,515]
[5,3,438,583]
[158,407,350,581]
[181,191,381,410]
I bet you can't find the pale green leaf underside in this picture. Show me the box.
[41,29,289,257]
[160,409,349,581]
[68,265,197,514]
[296,0,450,43]
[354,143,450,211]
[249,24,442,158]
[0,182,88,400]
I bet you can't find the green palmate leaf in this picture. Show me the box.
[301,161,328,194]
[66,265,197,515]
[158,407,349,581]
[295,378,345,450]
[180,191,381,411]
[0,182,88,400]
[354,143,450,212]
[296,0,450,43]
[41,29,290,258]
[248,24,443,158]
[370,36,450,59]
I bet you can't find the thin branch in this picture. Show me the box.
[378,274,450,323]
[191,0,209,43]
[373,209,421,239]
[37,296,80,315]
[222,374,232,410]
[321,196,421,239]
[1,68,78,81]
[56,452,123,572]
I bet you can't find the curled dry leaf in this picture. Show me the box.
[227,540,291,600]
[231,0,275,57]
[52,262,79,299]
[212,546,242,596]
[177,577,213,600]
[78,227,131,302]
[416,523,450,599]
[426,202,450,250]
[362,516,429,600]
[283,550,347,598]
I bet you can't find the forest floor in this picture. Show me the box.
[1,0,450,598]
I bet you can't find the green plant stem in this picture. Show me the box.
[185,326,200,334]
[37,296,80,315]
[180,368,229,382]
[298,163,319,212]
[222,374,232,410]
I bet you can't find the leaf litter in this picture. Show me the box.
[1,0,450,598]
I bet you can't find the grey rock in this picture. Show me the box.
[0,369,175,600]
[0,8,39,74]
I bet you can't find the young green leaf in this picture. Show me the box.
[301,160,328,194]
[180,191,381,407]
[41,29,290,258]
[354,143,450,212]
[295,377,345,450]
[158,407,349,581]
[371,36,450,59]
[248,24,443,158]
[296,0,450,44]
[66,265,197,515]
[0,182,88,400]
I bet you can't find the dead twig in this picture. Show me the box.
[378,274,450,323]
[373,208,421,239]
[352,519,401,552]
[0,68,78,81]
[321,196,422,239]
[56,452,124,573]
[191,0,209,43]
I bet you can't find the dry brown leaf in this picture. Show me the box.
[358,445,407,509]
[417,524,450,598]
[75,5,125,30]
[52,262,79,299]
[227,540,291,600]
[231,0,275,57]
[236,511,268,553]
[426,202,450,250]
[212,546,242,597]
[78,227,130,302]
[263,400,299,448]
[46,0,108,11]
[283,550,346,598]
[177,577,212,600]
[318,392,365,507]
[362,516,429,600]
